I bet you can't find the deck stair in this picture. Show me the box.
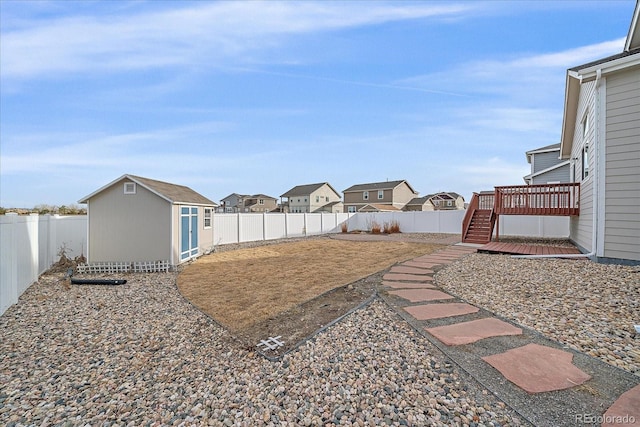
[463,209,494,244]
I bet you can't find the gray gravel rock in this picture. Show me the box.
[436,253,640,376]
[1,271,524,426]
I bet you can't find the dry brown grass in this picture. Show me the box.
[177,238,442,332]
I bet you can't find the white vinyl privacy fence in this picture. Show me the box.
[1,211,569,315]
[1,214,87,315]
[212,211,568,244]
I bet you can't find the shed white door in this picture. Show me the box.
[180,206,198,260]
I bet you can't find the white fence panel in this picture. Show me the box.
[1,214,86,316]
[264,214,287,240]
[213,214,239,245]
[347,211,465,234]
[286,214,307,237]
[321,213,349,233]
[305,214,322,235]
[239,214,264,242]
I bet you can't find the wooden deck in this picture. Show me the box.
[478,242,582,256]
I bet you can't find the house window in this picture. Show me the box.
[378,190,384,199]
[363,191,369,200]
[124,182,136,194]
[259,199,264,205]
[581,111,590,180]
[582,144,589,179]
[582,112,590,138]
[348,206,356,213]
[316,196,319,203]
[325,196,329,202]
[447,201,452,207]
[204,208,212,228]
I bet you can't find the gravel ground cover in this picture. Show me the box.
[436,253,640,376]
[0,270,525,426]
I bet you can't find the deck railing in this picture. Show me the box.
[494,183,580,216]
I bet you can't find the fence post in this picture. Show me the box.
[263,212,266,241]
[3,214,19,314]
[49,214,58,271]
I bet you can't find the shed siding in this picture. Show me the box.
[604,68,640,261]
[170,205,215,265]
[88,179,171,262]
[569,80,596,252]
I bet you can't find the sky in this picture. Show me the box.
[1,0,636,209]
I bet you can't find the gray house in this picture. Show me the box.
[79,174,217,266]
[523,143,570,184]
[559,2,640,264]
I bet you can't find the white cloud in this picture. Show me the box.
[397,38,626,100]
[1,1,475,80]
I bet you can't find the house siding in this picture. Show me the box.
[88,179,171,263]
[603,68,640,261]
[309,184,342,212]
[569,80,596,253]
[391,185,417,209]
[533,150,562,173]
[531,165,570,184]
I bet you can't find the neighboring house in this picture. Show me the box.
[343,180,418,213]
[241,194,278,213]
[78,174,217,266]
[523,143,570,184]
[404,192,465,211]
[280,182,342,213]
[559,2,640,264]
[219,193,245,212]
[219,193,278,212]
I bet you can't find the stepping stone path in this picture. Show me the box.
[482,343,591,393]
[380,243,638,423]
[426,317,523,345]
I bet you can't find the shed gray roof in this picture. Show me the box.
[79,174,216,206]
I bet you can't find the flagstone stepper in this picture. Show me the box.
[602,384,640,427]
[382,281,436,289]
[482,343,592,394]
[388,288,454,303]
[389,266,434,275]
[404,302,479,320]
[402,261,441,269]
[383,273,434,282]
[425,317,522,345]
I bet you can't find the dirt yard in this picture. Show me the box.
[177,237,443,354]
